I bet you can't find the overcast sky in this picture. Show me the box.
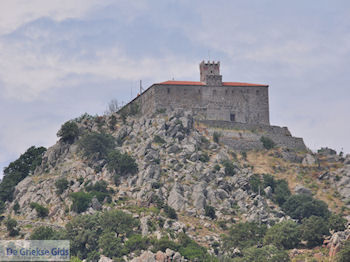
[1,0,350,178]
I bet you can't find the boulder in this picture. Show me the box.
[294,185,312,196]
[302,154,317,165]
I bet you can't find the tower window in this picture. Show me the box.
[167,88,170,94]
[230,114,235,122]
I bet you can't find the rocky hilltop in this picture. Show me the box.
[1,109,350,261]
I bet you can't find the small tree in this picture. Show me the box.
[30,202,49,218]
[70,192,93,213]
[301,216,329,247]
[98,232,124,258]
[164,205,177,219]
[30,226,56,240]
[222,160,236,176]
[79,132,115,161]
[5,217,19,236]
[57,121,79,144]
[107,150,138,177]
[213,132,221,143]
[260,136,276,150]
[55,178,69,195]
[13,201,20,214]
[263,220,301,249]
[204,205,216,219]
[328,213,347,232]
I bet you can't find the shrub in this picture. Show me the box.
[263,174,276,192]
[260,136,276,149]
[99,210,139,238]
[85,180,111,203]
[5,217,19,236]
[151,237,179,252]
[178,233,210,261]
[151,182,162,189]
[199,152,210,162]
[70,192,93,213]
[30,226,56,240]
[222,160,236,176]
[301,216,330,247]
[282,194,330,221]
[109,115,117,131]
[213,164,220,172]
[223,222,267,251]
[337,239,350,262]
[328,213,347,232]
[273,179,291,206]
[55,178,69,195]
[30,202,49,218]
[0,201,5,214]
[125,234,150,252]
[164,205,177,219]
[263,220,301,249]
[79,132,115,161]
[249,174,264,195]
[237,245,290,262]
[57,121,79,143]
[13,201,20,214]
[153,135,166,144]
[98,232,124,258]
[204,205,216,219]
[213,132,221,143]
[0,146,46,203]
[107,150,138,178]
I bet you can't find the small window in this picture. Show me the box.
[167,88,170,94]
[198,89,201,94]
[213,90,217,95]
[230,114,235,122]
[256,90,260,95]
[225,89,228,95]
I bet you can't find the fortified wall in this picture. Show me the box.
[121,61,307,151]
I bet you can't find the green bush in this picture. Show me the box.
[151,182,162,189]
[178,233,210,261]
[85,182,111,204]
[30,226,57,240]
[236,245,290,262]
[328,213,347,232]
[57,121,79,143]
[164,205,177,219]
[13,201,20,214]
[107,150,138,178]
[151,237,179,252]
[153,135,166,144]
[301,216,329,247]
[223,222,267,251]
[125,234,150,252]
[99,210,139,238]
[79,132,115,161]
[199,152,210,162]
[98,232,124,258]
[109,115,117,131]
[5,217,19,236]
[0,146,46,203]
[263,174,276,192]
[282,194,330,221]
[213,164,220,172]
[222,160,236,176]
[30,202,49,218]
[337,239,350,262]
[260,136,276,150]
[204,205,216,219]
[0,201,5,214]
[249,174,264,195]
[70,192,93,213]
[55,178,69,195]
[263,220,301,249]
[273,179,291,206]
[213,132,221,143]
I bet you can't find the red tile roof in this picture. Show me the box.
[223,82,268,87]
[157,80,267,87]
[157,80,205,86]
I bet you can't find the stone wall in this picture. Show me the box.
[150,84,269,125]
[200,120,307,151]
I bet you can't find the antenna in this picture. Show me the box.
[139,80,143,94]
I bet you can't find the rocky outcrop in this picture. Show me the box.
[130,249,186,262]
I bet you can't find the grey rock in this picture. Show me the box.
[168,182,185,211]
[91,197,102,211]
[167,144,180,154]
[140,216,149,236]
[264,186,272,197]
[294,185,312,196]
[99,255,113,262]
[302,154,317,165]
[165,248,175,258]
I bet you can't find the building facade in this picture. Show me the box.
[125,61,270,125]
